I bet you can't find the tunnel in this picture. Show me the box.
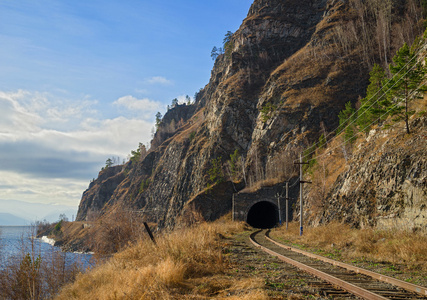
[246,201,279,229]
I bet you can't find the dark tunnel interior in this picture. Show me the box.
[246,201,279,229]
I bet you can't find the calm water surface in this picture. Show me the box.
[0,226,93,269]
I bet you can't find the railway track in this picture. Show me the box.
[250,230,427,299]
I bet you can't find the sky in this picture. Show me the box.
[0,0,253,223]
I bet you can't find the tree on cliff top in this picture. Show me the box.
[223,31,234,58]
[105,158,114,168]
[155,112,162,129]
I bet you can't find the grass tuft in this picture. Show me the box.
[272,222,427,271]
[56,219,246,299]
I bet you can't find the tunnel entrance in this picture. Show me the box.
[246,201,279,229]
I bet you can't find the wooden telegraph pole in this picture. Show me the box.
[285,181,289,230]
[278,181,291,229]
[276,193,282,226]
[294,153,311,236]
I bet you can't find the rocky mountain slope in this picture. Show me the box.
[309,115,427,231]
[76,0,425,230]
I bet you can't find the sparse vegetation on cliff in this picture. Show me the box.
[337,33,427,139]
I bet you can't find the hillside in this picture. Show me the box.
[76,0,426,230]
[0,213,29,226]
[303,111,427,230]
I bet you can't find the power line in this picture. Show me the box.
[307,87,422,163]
[299,44,425,162]
[298,45,425,162]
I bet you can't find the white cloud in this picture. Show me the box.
[113,95,162,118]
[134,88,149,94]
[0,90,99,133]
[0,90,45,133]
[177,94,194,104]
[0,171,87,207]
[146,76,173,85]
[0,89,156,209]
[0,91,155,155]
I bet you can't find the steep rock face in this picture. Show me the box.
[202,0,330,154]
[316,117,427,231]
[77,0,336,225]
[76,165,125,221]
[76,0,424,229]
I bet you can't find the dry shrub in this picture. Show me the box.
[175,203,206,229]
[0,227,83,300]
[305,137,348,215]
[56,220,246,299]
[88,203,146,255]
[272,222,427,270]
[354,229,427,267]
[245,147,299,192]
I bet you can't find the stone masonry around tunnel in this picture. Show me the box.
[232,181,299,228]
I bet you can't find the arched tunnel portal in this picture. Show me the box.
[246,201,279,229]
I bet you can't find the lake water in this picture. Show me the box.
[0,226,93,270]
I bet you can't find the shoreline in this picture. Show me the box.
[36,221,94,254]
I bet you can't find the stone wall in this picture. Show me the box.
[233,182,299,224]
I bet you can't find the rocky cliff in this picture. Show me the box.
[76,165,125,221]
[76,0,425,230]
[313,116,427,231]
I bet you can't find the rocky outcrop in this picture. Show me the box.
[76,0,425,230]
[178,181,245,225]
[76,165,125,221]
[316,117,427,231]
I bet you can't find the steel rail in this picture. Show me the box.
[265,231,427,297]
[250,230,389,300]
[249,230,388,300]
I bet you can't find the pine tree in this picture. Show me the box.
[105,158,113,168]
[155,112,162,128]
[223,31,234,58]
[208,157,224,184]
[387,43,426,134]
[228,149,240,181]
[357,64,388,134]
[211,46,219,61]
[338,101,357,144]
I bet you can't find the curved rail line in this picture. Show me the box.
[250,230,427,300]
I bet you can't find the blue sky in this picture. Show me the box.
[0,0,253,223]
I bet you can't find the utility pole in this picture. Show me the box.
[276,193,282,226]
[232,194,235,222]
[285,181,289,230]
[299,154,303,235]
[294,153,311,236]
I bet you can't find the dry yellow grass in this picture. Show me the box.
[56,219,250,300]
[272,222,427,271]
